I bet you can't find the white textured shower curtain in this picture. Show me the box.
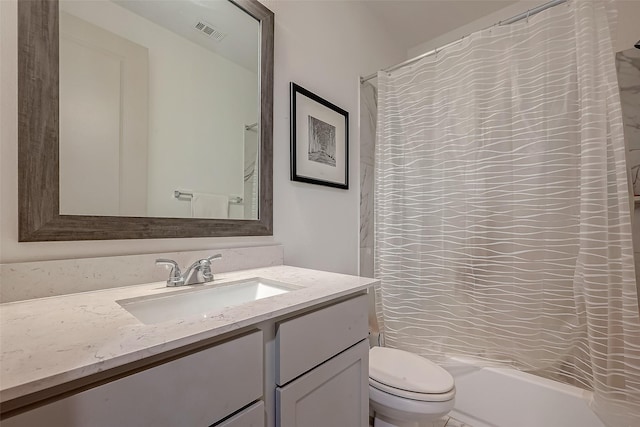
[374,1,640,425]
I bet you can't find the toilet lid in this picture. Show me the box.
[369,377,455,402]
[369,347,454,394]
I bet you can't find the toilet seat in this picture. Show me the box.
[369,346,455,402]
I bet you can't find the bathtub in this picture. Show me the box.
[443,357,605,427]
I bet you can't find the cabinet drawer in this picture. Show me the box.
[275,294,368,385]
[4,331,263,427]
[214,400,264,427]
[276,339,369,427]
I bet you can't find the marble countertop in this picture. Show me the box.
[0,265,378,403]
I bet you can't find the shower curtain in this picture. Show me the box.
[374,1,640,425]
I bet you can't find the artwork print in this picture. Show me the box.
[308,115,336,167]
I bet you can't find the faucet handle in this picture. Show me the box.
[199,254,222,281]
[205,254,223,263]
[155,258,183,286]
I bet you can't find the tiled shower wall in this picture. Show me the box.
[359,82,377,278]
[360,82,380,339]
[617,48,640,293]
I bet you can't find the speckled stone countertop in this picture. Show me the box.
[0,265,378,403]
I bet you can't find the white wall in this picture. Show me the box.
[263,0,404,274]
[408,0,640,58]
[0,0,403,274]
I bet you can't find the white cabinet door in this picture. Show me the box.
[276,340,369,427]
[215,401,264,427]
[4,331,263,427]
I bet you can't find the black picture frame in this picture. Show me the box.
[290,83,349,189]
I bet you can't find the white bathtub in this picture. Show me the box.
[443,357,605,427]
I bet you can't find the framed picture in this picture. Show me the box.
[290,82,349,189]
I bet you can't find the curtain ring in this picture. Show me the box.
[526,9,530,22]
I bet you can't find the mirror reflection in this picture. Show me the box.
[58,0,260,220]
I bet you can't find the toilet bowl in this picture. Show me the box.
[369,346,455,427]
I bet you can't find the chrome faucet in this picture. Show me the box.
[155,254,222,287]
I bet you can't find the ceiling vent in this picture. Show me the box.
[193,20,226,42]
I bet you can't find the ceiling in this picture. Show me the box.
[113,0,259,72]
[362,0,519,53]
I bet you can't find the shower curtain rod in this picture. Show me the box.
[360,0,567,83]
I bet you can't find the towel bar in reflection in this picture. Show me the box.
[173,190,243,204]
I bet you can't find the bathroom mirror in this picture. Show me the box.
[18,0,273,241]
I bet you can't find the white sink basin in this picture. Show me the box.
[117,278,296,325]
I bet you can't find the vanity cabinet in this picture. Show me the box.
[275,295,369,427]
[3,292,371,427]
[3,331,263,427]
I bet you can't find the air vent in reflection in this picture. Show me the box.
[193,20,226,42]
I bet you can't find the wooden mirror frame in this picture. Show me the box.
[18,0,273,241]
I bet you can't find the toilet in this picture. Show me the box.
[369,346,456,427]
